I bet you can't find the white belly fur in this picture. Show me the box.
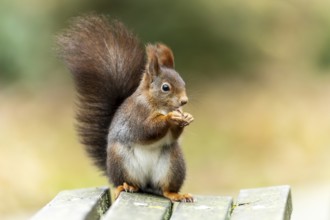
[120,131,173,189]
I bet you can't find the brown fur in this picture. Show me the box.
[56,14,145,171]
[107,143,129,186]
[156,43,175,68]
[57,14,194,202]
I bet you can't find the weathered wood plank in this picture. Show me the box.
[231,185,292,220]
[170,196,233,220]
[32,187,110,220]
[102,192,172,220]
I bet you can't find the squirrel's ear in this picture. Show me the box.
[156,43,174,69]
[146,44,160,77]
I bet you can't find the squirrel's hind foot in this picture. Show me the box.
[114,182,139,199]
[163,191,194,203]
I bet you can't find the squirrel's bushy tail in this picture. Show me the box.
[56,14,145,172]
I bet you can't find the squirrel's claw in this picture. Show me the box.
[115,182,139,199]
[183,113,194,125]
[168,111,194,127]
[181,194,194,203]
[184,194,194,203]
[114,185,125,199]
[123,182,139,193]
[163,191,194,203]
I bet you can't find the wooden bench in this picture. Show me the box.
[32,185,292,220]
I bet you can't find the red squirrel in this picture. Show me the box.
[56,14,194,202]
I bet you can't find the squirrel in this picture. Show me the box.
[56,14,194,202]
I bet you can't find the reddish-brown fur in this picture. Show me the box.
[57,14,194,202]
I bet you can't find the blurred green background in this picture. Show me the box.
[1,0,330,219]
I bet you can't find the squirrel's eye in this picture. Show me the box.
[161,83,171,92]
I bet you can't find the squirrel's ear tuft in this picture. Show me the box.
[146,43,174,76]
[146,44,160,76]
[156,43,174,69]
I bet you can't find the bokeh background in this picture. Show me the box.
[1,0,330,219]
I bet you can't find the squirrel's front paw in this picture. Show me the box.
[168,111,194,127]
[182,112,194,126]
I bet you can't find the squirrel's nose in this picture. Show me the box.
[180,97,188,106]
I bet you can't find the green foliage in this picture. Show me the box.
[318,35,330,69]
[2,0,330,83]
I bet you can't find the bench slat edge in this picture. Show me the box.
[231,185,292,220]
[170,195,233,220]
[31,187,111,220]
[102,192,172,220]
